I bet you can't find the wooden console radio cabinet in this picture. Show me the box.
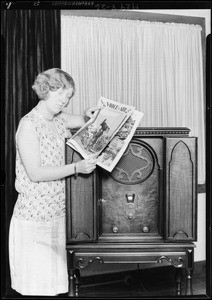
[65,127,197,297]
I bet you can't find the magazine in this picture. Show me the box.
[66,97,144,172]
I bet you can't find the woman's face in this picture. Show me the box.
[46,87,74,115]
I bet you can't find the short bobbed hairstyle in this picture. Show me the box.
[32,68,76,100]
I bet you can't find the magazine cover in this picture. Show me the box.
[96,110,144,172]
[97,96,134,115]
[66,97,134,158]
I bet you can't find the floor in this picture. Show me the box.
[6,263,207,299]
[79,277,206,298]
[77,266,206,298]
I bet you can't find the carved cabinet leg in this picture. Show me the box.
[67,250,77,297]
[75,268,81,297]
[185,268,193,295]
[185,249,194,295]
[68,268,76,297]
[175,268,183,296]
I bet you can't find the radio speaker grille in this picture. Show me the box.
[111,143,154,184]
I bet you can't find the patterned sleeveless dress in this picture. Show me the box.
[9,106,72,296]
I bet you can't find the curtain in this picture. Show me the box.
[1,9,61,295]
[61,15,205,184]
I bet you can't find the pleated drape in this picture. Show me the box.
[61,16,205,184]
[1,9,61,295]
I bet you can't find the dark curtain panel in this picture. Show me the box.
[1,9,61,296]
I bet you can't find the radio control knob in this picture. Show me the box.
[142,226,149,233]
[113,226,119,233]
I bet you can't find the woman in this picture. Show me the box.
[9,68,99,296]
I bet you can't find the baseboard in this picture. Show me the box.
[81,260,206,287]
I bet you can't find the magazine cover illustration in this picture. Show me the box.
[97,110,144,172]
[67,107,131,158]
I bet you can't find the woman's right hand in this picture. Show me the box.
[76,155,97,174]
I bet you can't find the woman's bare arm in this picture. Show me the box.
[17,119,96,182]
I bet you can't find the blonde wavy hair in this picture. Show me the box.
[32,68,75,100]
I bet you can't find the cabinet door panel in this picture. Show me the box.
[66,147,97,243]
[165,138,197,241]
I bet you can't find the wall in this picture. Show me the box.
[132,9,211,36]
[195,193,206,261]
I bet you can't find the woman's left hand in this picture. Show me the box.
[84,106,104,119]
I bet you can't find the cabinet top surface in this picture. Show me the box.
[134,127,190,136]
[71,127,191,137]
